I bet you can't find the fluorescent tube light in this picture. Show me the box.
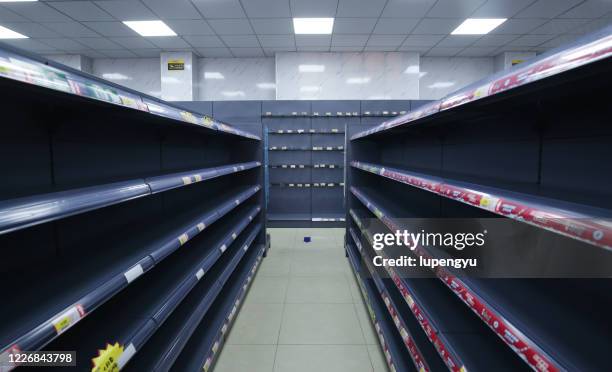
[0,25,28,39]
[293,18,334,35]
[123,20,176,37]
[298,64,325,72]
[451,18,506,35]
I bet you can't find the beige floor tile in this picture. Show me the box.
[274,345,374,372]
[215,345,276,372]
[285,275,352,303]
[226,302,284,345]
[258,256,292,277]
[245,276,289,304]
[279,303,365,344]
[353,302,378,345]
[367,344,390,372]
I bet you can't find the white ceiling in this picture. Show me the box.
[0,0,610,58]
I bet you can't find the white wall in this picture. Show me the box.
[275,52,420,100]
[419,57,495,100]
[78,53,500,101]
[92,58,161,98]
[198,58,275,101]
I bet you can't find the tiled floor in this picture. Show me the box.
[215,228,388,372]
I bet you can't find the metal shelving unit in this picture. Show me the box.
[346,27,612,372]
[0,45,266,372]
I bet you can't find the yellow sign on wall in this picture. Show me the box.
[168,59,185,70]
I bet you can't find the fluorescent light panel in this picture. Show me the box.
[293,18,334,35]
[0,25,28,39]
[123,20,176,37]
[451,18,506,35]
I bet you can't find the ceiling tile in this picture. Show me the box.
[364,46,398,51]
[401,34,444,46]
[141,0,201,20]
[472,34,519,47]
[192,0,246,19]
[208,19,253,34]
[164,20,214,35]
[297,46,331,51]
[470,0,536,18]
[0,7,28,22]
[49,1,114,22]
[373,18,419,34]
[147,36,191,49]
[366,34,406,47]
[230,47,265,57]
[337,0,387,17]
[259,34,295,47]
[425,46,463,56]
[331,34,369,46]
[98,49,138,58]
[110,36,157,49]
[2,39,57,52]
[539,34,579,48]
[94,1,156,20]
[42,22,100,38]
[182,35,225,47]
[330,46,364,52]
[457,46,499,57]
[569,18,612,35]
[426,0,486,17]
[437,35,481,47]
[0,22,60,38]
[242,0,291,18]
[507,34,555,46]
[559,0,612,18]
[515,0,583,18]
[251,18,293,34]
[73,37,121,49]
[83,22,137,37]
[295,35,331,46]
[490,18,548,34]
[2,2,72,22]
[381,0,437,18]
[333,18,377,34]
[531,19,590,34]
[397,44,430,52]
[132,49,163,57]
[291,0,339,17]
[196,47,234,57]
[263,47,296,55]
[221,34,260,47]
[412,18,463,34]
[38,38,89,51]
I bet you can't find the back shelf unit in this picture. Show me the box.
[0,44,266,372]
[346,27,612,372]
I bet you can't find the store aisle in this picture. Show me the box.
[214,228,388,372]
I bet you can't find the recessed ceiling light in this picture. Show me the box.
[293,18,334,35]
[451,18,506,35]
[0,25,28,39]
[123,20,176,37]
[298,64,325,72]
